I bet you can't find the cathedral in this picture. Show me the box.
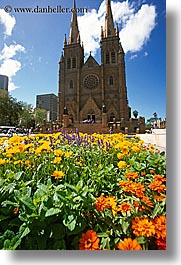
[57,0,145,133]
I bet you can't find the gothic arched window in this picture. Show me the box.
[105,52,110,64]
[70,80,74,89]
[72,57,76,68]
[67,58,71,69]
[111,51,116,63]
[109,76,113,85]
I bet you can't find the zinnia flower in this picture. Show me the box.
[0,158,6,165]
[117,202,132,214]
[117,153,123,160]
[155,238,166,250]
[117,238,142,250]
[132,217,155,237]
[52,170,65,179]
[95,194,108,212]
[118,161,127,169]
[149,181,166,193]
[126,171,139,180]
[79,230,100,250]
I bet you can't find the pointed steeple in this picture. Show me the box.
[64,34,67,45]
[68,0,80,44]
[104,0,115,38]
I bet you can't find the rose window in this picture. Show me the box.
[83,74,99,89]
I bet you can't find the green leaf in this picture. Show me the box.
[122,221,130,234]
[45,208,61,217]
[20,226,30,239]
[97,232,108,238]
[1,200,19,207]
[101,237,110,249]
[152,203,162,218]
[14,171,23,180]
[20,197,36,211]
[0,215,9,222]
[136,236,146,244]
[63,214,76,231]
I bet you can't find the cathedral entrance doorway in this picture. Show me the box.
[87,114,95,123]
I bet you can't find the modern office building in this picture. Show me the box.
[36,93,57,122]
[0,75,8,91]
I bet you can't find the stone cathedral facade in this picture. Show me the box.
[57,0,145,133]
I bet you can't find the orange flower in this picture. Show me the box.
[117,202,132,214]
[153,215,166,240]
[126,171,139,180]
[141,171,146,176]
[149,181,166,193]
[150,169,155,174]
[154,194,166,201]
[141,196,154,208]
[95,194,108,212]
[132,217,155,237]
[95,195,117,215]
[154,174,166,182]
[79,230,100,250]
[133,201,139,208]
[106,196,117,208]
[119,180,145,198]
[155,238,166,250]
[117,238,142,250]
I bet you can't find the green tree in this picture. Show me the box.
[19,103,35,128]
[34,108,47,126]
[0,90,23,126]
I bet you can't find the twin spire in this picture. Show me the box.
[65,0,118,46]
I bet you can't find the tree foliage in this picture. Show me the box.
[0,90,23,126]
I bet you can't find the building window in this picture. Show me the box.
[109,76,113,85]
[67,58,71,69]
[105,52,110,64]
[111,51,116,63]
[72,57,76,68]
[70,80,74,89]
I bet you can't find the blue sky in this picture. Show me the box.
[0,0,166,121]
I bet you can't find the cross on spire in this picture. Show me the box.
[68,0,80,44]
[104,0,116,38]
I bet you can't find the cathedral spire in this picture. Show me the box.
[68,0,80,44]
[104,0,115,38]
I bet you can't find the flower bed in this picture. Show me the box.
[0,131,166,250]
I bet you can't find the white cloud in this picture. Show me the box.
[0,8,16,36]
[0,45,25,91]
[119,4,156,53]
[78,0,156,57]
[0,43,25,60]
[0,9,25,91]
[129,54,138,60]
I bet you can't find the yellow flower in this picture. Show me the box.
[52,170,65,179]
[117,153,123,160]
[14,160,23,165]
[65,151,73,158]
[132,145,140,153]
[76,161,83,167]
[53,157,62,164]
[54,150,64,156]
[118,161,127,169]
[0,158,6,165]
